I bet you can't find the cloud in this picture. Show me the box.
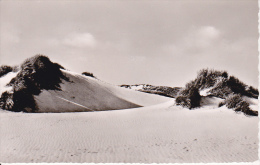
[62,32,97,48]
[197,26,220,39]
[184,26,220,49]
[163,26,221,55]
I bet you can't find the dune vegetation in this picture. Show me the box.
[0,55,69,112]
[175,68,258,116]
[82,71,96,78]
[120,84,181,98]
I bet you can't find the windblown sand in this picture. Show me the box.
[0,99,258,163]
[34,70,171,112]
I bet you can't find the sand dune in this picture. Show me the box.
[34,70,171,112]
[0,62,258,163]
[0,99,258,163]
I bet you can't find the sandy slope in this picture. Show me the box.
[0,98,258,163]
[34,70,171,112]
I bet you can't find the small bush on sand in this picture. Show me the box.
[225,93,243,109]
[227,76,247,95]
[0,65,13,77]
[0,91,14,110]
[82,72,96,78]
[245,86,259,99]
[218,101,225,107]
[222,93,258,116]
[194,68,228,89]
[176,96,190,108]
[176,86,201,109]
[1,54,69,112]
[176,68,258,116]
[234,100,258,116]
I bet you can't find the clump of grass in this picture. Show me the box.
[183,68,228,91]
[82,72,96,78]
[224,93,243,109]
[218,93,258,116]
[0,91,14,110]
[0,65,13,78]
[0,54,69,112]
[175,68,258,116]
[176,86,201,109]
[120,84,181,98]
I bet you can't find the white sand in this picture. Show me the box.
[0,69,258,163]
[34,70,171,112]
[0,71,18,94]
[0,99,258,163]
[243,96,259,111]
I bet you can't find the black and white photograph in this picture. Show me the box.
[0,0,259,163]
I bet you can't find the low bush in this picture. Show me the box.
[245,86,259,99]
[0,91,14,110]
[218,101,225,107]
[234,100,249,112]
[1,54,69,112]
[175,68,258,116]
[224,93,243,109]
[180,68,258,99]
[176,86,201,109]
[227,76,247,95]
[176,96,191,108]
[207,78,233,99]
[0,65,13,77]
[221,93,258,116]
[82,72,96,78]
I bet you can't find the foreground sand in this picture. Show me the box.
[0,99,258,163]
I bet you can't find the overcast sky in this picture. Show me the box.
[0,0,258,87]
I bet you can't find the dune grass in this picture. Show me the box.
[0,55,69,112]
[176,68,258,116]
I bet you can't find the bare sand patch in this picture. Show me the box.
[0,101,258,163]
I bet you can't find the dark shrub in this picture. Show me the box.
[0,92,14,110]
[120,84,181,98]
[175,68,258,116]
[0,65,13,77]
[12,88,37,112]
[234,101,258,116]
[1,54,69,112]
[218,101,225,107]
[245,86,259,99]
[19,55,68,90]
[227,76,247,95]
[223,94,258,116]
[194,69,229,89]
[82,72,95,78]
[176,96,191,108]
[120,84,131,89]
[181,68,258,99]
[140,86,181,98]
[176,86,201,109]
[208,78,233,99]
[234,101,249,112]
[225,93,243,109]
